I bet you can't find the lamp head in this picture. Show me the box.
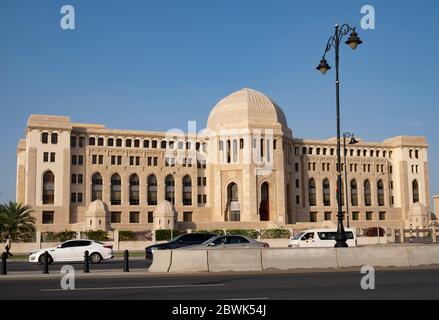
[349,137,359,145]
[316,58,331,75]
[345,30,363,50]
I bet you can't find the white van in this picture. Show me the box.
[288,228,357,248]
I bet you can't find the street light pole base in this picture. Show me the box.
[334,242,349,248]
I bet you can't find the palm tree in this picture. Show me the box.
[0,202,36,241]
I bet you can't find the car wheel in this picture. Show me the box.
[38,254,53,265]
[89,252,102,264]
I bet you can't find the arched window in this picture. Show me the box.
[350,180,358,206]
[165,175,175,204]
[129,174,139,205]
[377,180,385,206]
[182,175,192,206]
[42,171,55,204]
[227,183,240,221]
[409,149,413,158]
[323,179,331,206]
[51,133,58,144]
[412,180,419,203]
[364,180,371,206]
[309,178,316,206]
[111,174,121,205]
[147,174,157,205]
[259,182,270,221]
[92,173,103,201]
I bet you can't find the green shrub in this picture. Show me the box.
[56,231,77,242]
[84,230,109,241]
[197,229,225,236]
[119,230,136,241]
[42,232,57,242]
[226,229,259,239]
[261,229,291,239]
[155,229,185,241]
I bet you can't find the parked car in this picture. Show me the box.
[183,235,270,249]
[29,240,113,264]
[145,233,216,259]
[288,228,357,248]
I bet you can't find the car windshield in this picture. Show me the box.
[292,232,305,240]
[170,234,185,242]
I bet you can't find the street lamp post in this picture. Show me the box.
[317,24,363,247]
[343,132,359,228]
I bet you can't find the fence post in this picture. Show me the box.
[43,251,49,274]
[432,228,437,243]
[123,250,129,272]
[409,224,413,243]
[84,250,89,273]
[1,252,7,275]
[400,227,405,243]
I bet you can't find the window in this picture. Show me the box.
[310,212,317,223]
[98,138,104,146]
[148,211,154,223]
[71,155,77,165]
[79,137,85,147]
[366,211,373,221]
[377,180,385,206]
[183,212,193,222]
[182,176,192,206]
[111,212,121,223]
[42,211,54,224]
[117,156,122,165]
[99,155,104,165]
[71,174,77,184]
[295,179,299,188]
[71,193,76,203]
[295,163,299,172]
[89,137,95,146]
[412,180,419,203]
[351,180,358,206]
[111,174,121,205]
[116,139,122,147]
[409,149,413,158]
[42,171,55,204]
[129,174,140,205]
[352,211,359,221]
[92,173,103,201]
[50,152,56,163]
[161,141,167,149]
[41,132,49,144]
[92,155,97,164]
[111,156,116,165]
[379,212,386,221]
[309,178,316,206]
[130,212,140,223]
[126,139,132,147]
[165,175,175,203]
[152,140,157,148]
[364,180,371,206]
[77,193,83,203]
[415,150,419,159]
[78,155,83,165]
[71,137,76,147]
[296,195,300,204]
[324,212,332,221]
[134,139,140,148]
[108,138,114,147]
[323,179,331,206]
[43,152,49,163]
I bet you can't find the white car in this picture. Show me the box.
[29,240,113,264]
[288,228,357,248]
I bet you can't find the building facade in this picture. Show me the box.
[16,88,432,232]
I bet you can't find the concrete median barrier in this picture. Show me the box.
[207,249,263,272]
[406,245,439,266]
[262,248,338,270]
[148,250,172,273]
[168,250,209,273]
[335,246,410,268]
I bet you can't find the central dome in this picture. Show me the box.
[207,88,288,130]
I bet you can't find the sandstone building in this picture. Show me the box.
[16,88,432,232]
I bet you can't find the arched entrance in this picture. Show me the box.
[259,182,269,221]
[227,182,240,221]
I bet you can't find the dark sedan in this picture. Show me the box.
[145,233,216,260]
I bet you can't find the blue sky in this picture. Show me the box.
[0,0,438,209]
